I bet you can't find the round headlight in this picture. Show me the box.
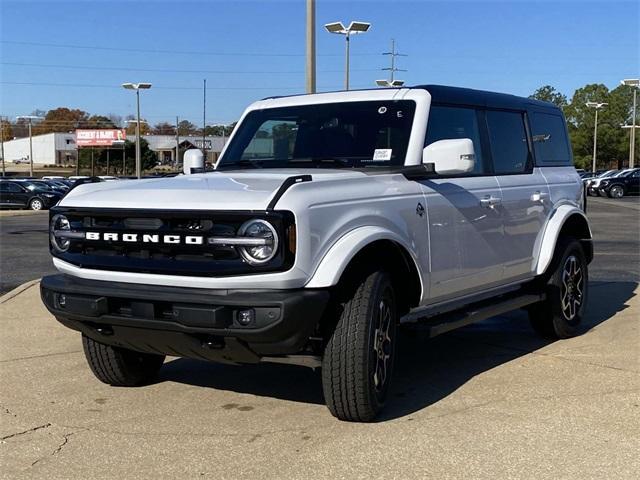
[238,219,278,264]
[50,214,71,252]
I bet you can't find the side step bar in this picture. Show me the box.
[401,293,545,339]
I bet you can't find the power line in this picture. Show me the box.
[1,40,379,57]
[0,81,348,90]
[1,61,379,75]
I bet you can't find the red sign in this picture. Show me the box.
[76,129,126,147]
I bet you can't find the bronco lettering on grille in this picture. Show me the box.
[85,232,204,245]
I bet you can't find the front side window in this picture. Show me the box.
[486,110,530,174]
[219,100,416,169]
[425,105,485,174]
[530,112,571,165]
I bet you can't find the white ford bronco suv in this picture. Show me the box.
[41,85,592,422]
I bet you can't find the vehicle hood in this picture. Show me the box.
[59,169,369,210]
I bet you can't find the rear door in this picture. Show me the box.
[418,105,504,301]
[486,110,550,281]
[0,182,29,207]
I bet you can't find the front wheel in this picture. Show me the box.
[82,335,165,386]
[529,238,588,339]
[322,271,397,422]
[608,185,625,198]
[29,198,43,210]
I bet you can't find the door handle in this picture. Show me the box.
[480,195,501,208]
[531,191,549,202]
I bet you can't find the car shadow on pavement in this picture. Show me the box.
[158,280,636,421]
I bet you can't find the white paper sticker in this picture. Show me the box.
[373,149,392,161]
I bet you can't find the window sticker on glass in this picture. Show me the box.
[373,149,392,161]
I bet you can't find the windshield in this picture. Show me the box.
[23,181,52,191]
[218,100,416,169]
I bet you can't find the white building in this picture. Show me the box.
[2,133,77,165]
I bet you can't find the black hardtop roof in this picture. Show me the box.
[262,84,559,112]
[413,84,557,110]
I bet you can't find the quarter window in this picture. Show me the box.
[425,105,485,174]
[530,112,571,165]
[486,110,530,174]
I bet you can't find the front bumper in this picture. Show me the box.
[41,274,329,364]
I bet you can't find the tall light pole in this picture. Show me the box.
[122,82,152,178]
[306,0,316,93]
[16,115,43,177]
[586,102,607,173]
[621,79,639,168]
[325,21,371,90]
[1,116,6,177]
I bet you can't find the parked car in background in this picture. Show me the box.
[0,179,62,210]
[579,172,597,182]
[42,176,66,181]
[19,179,69,194]
[598,168,640,198]
[11,157,29,164]
[587,169,618,195]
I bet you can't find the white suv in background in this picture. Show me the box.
[41,85,592,421]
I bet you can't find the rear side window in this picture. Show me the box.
[530,112,571,165]
[425,105,485,174]
[486,110,530,174]
[0,182,23,193]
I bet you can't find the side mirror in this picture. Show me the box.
[422,138,476,175]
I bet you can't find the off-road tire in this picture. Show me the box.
[322,271,397,422]
[529,238,588,339]
[82,334,165,386]
[29,198,43,210]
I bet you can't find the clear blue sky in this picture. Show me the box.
[1,0,638,127]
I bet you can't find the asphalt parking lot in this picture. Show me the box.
[1,197,639,479]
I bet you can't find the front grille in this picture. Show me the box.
[51,207,295,276]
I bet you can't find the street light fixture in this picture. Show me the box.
[585,102,607,173]
[375,79,405,87]
[620,78,639,168]
[324,21,371,91]
[122,82,152,178]
[15,115,44,177]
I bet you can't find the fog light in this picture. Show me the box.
[237,309,255,326]
[58,294,66,307]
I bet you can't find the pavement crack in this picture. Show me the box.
[31,432,75,467]
[1,423,51,440]
[0,349,82,364]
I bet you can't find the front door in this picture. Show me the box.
[419,104,504,301]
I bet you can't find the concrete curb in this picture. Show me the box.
[0,279,40,304]
[0,209,48,218]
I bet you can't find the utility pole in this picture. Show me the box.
[1,117,5,177]
[175,115,180,167]
[306,0,316,93]
[16,115,43,177]
[202,79,207,161]
[382,39,407,83]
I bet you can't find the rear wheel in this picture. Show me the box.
[322,270,397,422]
[82,335,165,386]
[608,185,625,198]
[529,238,588,339]
[29,198,43,210]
